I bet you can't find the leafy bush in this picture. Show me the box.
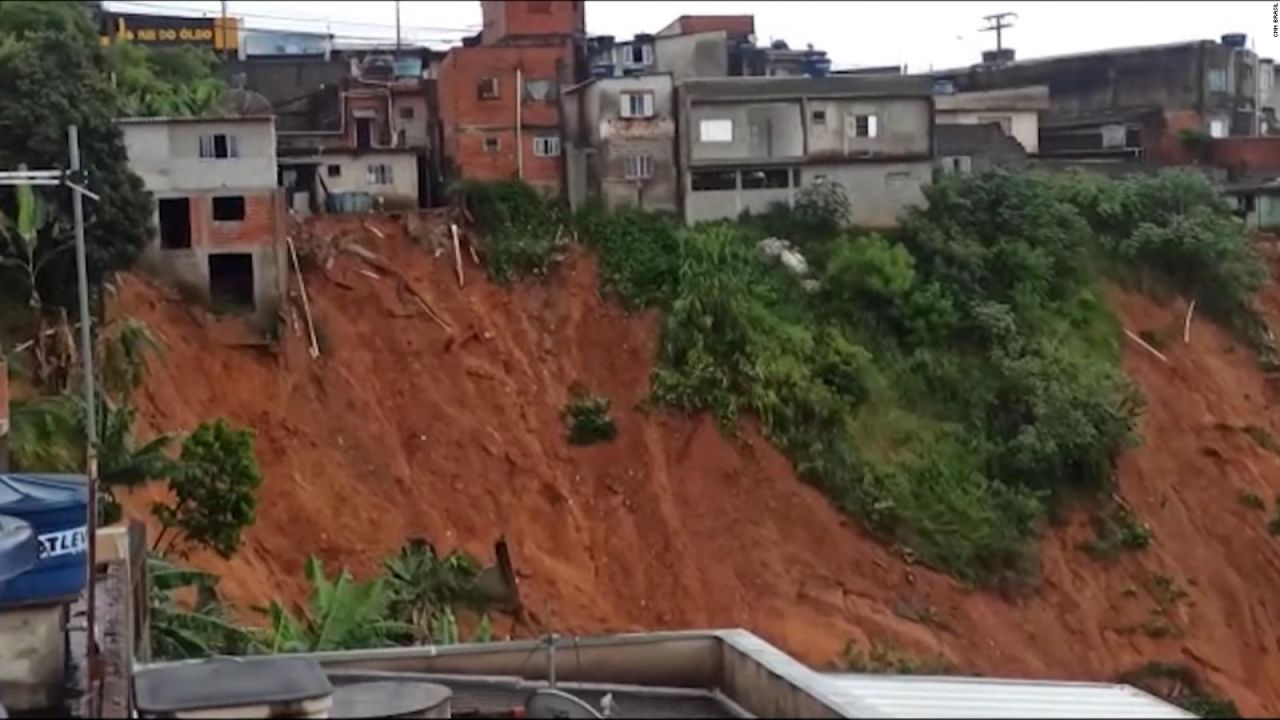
[1238,490,1265,511]
[149,555,260,659]
[263,555,410,653]
[152,419,263,559]
[449,180,569,283]
[576,204,682,309]
[562,390,618,445]
[383,539,488,645]
[1082,506,1154,558]
[1119,662,1239,718]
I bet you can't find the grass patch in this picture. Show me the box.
[1238,490,1265,511]
[562,387,617,446]
[1081,505,1153,558]
[842,639,955,675]
[1119,662,1239,718]
[1243,425,1280,455]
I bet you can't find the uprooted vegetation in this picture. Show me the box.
[460,170,1269,588]
[1120,662,1240,718]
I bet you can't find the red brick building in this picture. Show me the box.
[438,1,585,193]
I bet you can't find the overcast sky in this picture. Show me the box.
[105,1,1280,71]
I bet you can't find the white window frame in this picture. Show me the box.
[1209,117,1229,138]
[623,155,654,180]
[848,114,878,139]
[198,133,239,159]
[622,43,653,66]
[478,76,500,100]
[620,91,655,119]
[699,118,733,143]
[533,135,561,157]
[367,163,394,186]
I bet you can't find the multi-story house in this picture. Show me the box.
[437,0,586,194]
[118,116,287,330]
[563,73,678,212]
[677,75,935,227]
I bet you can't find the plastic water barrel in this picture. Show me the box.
[0,475,88,607]
[0,514,37,585]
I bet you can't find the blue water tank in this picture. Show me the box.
[0,514,37,585]
[0,474,88,607]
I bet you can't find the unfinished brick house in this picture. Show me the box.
[438,0,586,194]
[118,116,287,330]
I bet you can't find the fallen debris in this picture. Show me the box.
[1125,328,1170,364]
[1183,297,1197,344]
[451,223,465,289]
[286,236,321,359]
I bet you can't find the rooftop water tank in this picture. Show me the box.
[0,514,37,585]
[1221,33,1247,48]
[0,475,87,607]
[393,57,423,79]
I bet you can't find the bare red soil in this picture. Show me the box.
[117,218,1280,714]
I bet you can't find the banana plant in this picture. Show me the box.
[382,539,487,644]
[262,555,411,653]
[149,554,261,660]
[0,169,72,311]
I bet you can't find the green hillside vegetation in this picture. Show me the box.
[464,169,1267,587]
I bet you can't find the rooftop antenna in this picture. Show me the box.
[979,12,1016,52]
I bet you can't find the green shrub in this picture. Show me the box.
[1082,506,1154,557]
[1238,490,1265,511]
[1119,662,1239,718]
[449,180,568,282]
[576,204,681,309]
[1243,425,1280,455]
[562,391,617,445]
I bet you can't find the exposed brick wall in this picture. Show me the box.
[1146,110,1204,166]
[667,15,755,37]
[188,191,283,251]
[439,42,572,191]
[1209,137,1280,177]
[482,0,584,45]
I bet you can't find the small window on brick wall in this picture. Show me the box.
[533,135,561,157]
[327,164,342,177]
[483,136,501,153]
[212,195,246,221]
[478,77,499,100]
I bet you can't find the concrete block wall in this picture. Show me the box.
[0,604,67,712]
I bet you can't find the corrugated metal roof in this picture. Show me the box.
[815,674,1194,719]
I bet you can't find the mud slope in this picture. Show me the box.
[118,218,1280,714]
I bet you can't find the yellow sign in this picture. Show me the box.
[100,13,240,51]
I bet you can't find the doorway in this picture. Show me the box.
[208,253,255,312]
[356,118,373,149]
[158,197,191,249]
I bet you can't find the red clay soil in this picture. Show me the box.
[116,218,1280,714]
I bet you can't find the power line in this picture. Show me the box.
[979,12,1016,52]
[104,0,480,35]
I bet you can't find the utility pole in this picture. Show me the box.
[220,0,229,61]
[0,129,103,706]
[980,12,1017,52]
[395,0,402,56]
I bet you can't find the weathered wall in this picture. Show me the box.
[481,0,585,45]
[314,152,420,205]
[937,109,1040,153]
[801,162,931,228]
[392,93,430,147]
[569,75,678,212]
[688,101,803,162]
[0,605,67,712]
[1209,137,1280,177]
[806,97,931,158]
[121,119,278,192]
[654,31,729,81]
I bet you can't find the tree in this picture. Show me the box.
[0,172,70,310]
[152,420,262,559]
[263,556,410,653]
[0,1,154,309]
[104,41,225,118]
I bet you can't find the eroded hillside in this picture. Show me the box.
[118,217,1280,715]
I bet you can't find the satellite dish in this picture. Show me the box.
[524,689,602,719]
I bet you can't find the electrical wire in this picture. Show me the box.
[104,0,481,35]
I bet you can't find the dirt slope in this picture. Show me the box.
[118,218,1280,714]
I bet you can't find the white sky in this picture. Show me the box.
[105,0,1280,71]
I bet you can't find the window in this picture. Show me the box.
[811,109,827,126]
[699,118,733,143]
[209,253,255,311]
[158,197,191,249]
[1100,124,1127,149]
[533,135,561,157]
[327,164,342,177]
[523,79,556,102]
[850,114,878,138]
[367,163,394,185]
[398,106,415,120]
[483,136,501,153]
[212,196,246,221]
[740,169,790,189]
[1263,69,1274,92]
[691,170,736,191]
[623,155,654,180]
[941,156,972,175]
[198,133,238,159]
[477,77,499,100]
[624,43,653,66]
[620,91,655,119]
[1209,118,1229,138]
[529,1,552,13]
[978,115,1013,135]
[1207,68,1228,92]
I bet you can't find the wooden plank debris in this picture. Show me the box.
[1124,328,1170,364]
[286,236,321,359]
